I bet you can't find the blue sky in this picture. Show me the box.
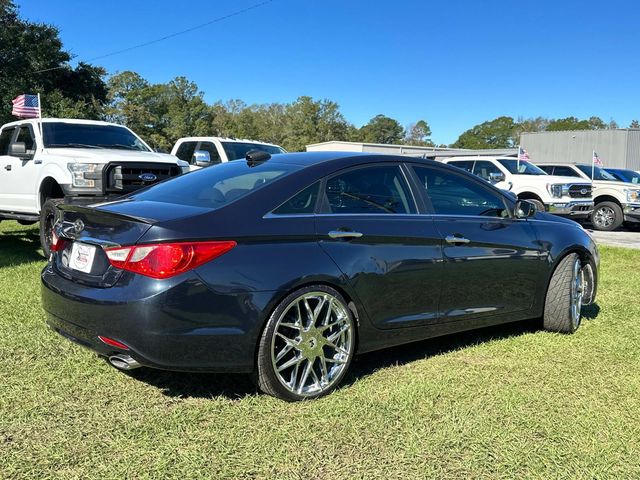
[18,0,640,145]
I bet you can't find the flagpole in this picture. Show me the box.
[37,93,42,149]
[592,150,595,181]
[517,145,520,171]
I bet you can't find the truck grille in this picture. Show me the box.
[105,163,181,194]
[568,184,592,198]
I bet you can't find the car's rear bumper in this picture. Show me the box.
[547,200,593,218]
[41,264,277,373]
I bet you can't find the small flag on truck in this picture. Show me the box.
[11,94,41,118]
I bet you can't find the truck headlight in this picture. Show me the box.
[67,163,103,188]
[547,183,570,198]
[625,189,640,203]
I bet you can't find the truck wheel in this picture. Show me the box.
[543,253,585,333]
[527,199,545,214]
[39,198,63,257]
[591,201,622,231]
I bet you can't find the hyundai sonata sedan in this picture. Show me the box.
[42,151,599,401]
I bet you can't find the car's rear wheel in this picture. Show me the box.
[543,253,585,333]
[591,201,623,231]
[257,285,355,401]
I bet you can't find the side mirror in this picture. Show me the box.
[193,150,211,167]
[9,142,31,159]
[489,172,505,183]
[515,199,537,218]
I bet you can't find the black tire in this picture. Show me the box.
[591,201,623,231]
[527,199,545,213]
[39,198,63,258]
[543,253,584,333]
[257,285,356,401]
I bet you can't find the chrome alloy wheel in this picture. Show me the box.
[270,292,354,397]
[594,205,615,228]
[571,259,585,328]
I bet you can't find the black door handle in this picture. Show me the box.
[4,165,11,171]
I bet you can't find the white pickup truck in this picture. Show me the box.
[171,136,286,170]
[0,118,188,255]
[537,163,640,231]
[443,156,594,219]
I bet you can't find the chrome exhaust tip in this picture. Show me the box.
[108,354,142,371]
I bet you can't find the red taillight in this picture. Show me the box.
[104,241,236,279]
[98,336,130,350]
[50,230,68,252]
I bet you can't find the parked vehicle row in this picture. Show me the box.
[536,164,640,231]
[443,156,640,232]
[42,151,599,401]
[0,118,189,255]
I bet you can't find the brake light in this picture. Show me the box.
[50,230,68,252]
[104,241,236,279]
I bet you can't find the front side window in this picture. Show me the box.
[473,160,503,181]
[195,141,222,165]
[175,141,197,163]
[0,127,15,155]
[323,165,416,214]
[576,165,617,181]
[538,165,554,174]
[16,126,35,150]
[42,123,150,151]
[412,166,508,217]
[498,159,547,175]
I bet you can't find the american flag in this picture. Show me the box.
[11,94,40,118]
[517,146,530,161]
[593,151,603,166]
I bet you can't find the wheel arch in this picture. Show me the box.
[516,190,545,203]
[593,194,622,207]
[38,177,64,211]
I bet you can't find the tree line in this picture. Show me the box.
[2,0,637,152]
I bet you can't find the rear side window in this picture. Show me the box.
[16,126,35,150]
[134,160,299,209]
[448,160,474,173]
[552,166,581,177]
[175,141,197,163]
[323,165,416,214]
[0,127,15,155]
[273,182,320,215]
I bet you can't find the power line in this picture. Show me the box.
[32,0,275,74]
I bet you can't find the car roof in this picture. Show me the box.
[263,151,442,169]
[1,118,127,128]
[177,136,283,147]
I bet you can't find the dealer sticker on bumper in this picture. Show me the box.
[69,242,97,274]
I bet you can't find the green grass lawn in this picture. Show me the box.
[1,220,639,479]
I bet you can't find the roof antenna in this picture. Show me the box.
[246,149,271,166]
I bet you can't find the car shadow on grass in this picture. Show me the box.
[0,225,43,268]
[126,318,553,401]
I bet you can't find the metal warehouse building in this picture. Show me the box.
[306,141,516,161]
[521,129,640,170]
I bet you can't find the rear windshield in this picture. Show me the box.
[132,160,298,209]
[498,159,547,175]
[221,141,286,160]
[43,122,150,151]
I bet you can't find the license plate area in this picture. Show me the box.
[69,242,97,274]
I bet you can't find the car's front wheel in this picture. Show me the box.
[591,201,623,231]
[257,285,356,401]
[543,253,585,333]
